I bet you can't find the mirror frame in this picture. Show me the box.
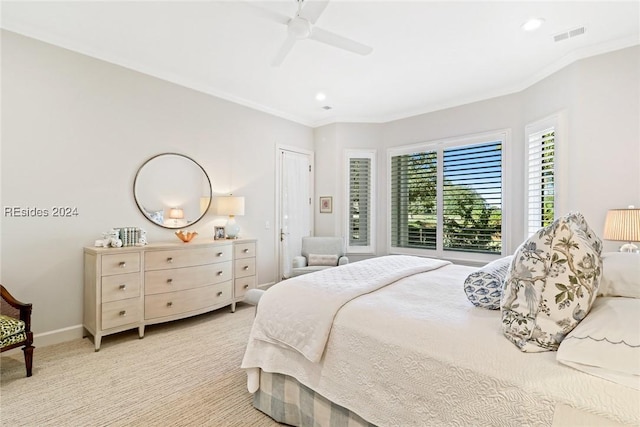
[133,153,212,229]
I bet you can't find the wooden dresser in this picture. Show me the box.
[83,238,257,350]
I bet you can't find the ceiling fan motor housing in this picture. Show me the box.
[288,16,312,39]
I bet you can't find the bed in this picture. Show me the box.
[241,253,640,426]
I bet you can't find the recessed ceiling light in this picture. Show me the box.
[522,18,545,32]
[315,92,326,101]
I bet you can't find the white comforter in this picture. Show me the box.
[242,261,640,426]
[247,255,450,363]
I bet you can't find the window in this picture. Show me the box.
[390,151,437,249]
[389,132,506,259]
[443,142,502,253]
[526,117,557,237]
[345,150,376,254]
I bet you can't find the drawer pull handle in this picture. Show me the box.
[243,249,249,253]
[167,278,173,284]
[216,252,223,257]
[217,271,223,276]
[167,257,173,263]
[243,284,249,289]
[216,291,223,297]
[119,310,127,317]
[119,284,127,290]
[119,261,126,268]
[243,266,249,270]
[167,302,173,307]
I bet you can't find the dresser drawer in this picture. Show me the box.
[144,262,232,295]
[145,245,232,271]
[101,252,140,276]
[102,298,142,330]
[102,273,141,303]
[234,242,256,259]
[235,257,255,279]
[234,276,256,299]
[145,281,232,320]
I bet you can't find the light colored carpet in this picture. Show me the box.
[0,303,281,427]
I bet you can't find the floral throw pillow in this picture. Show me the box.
[501,212,603,352]
[464,256,513,310]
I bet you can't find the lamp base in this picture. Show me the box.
[226,217,240,239]
[619,242,639,253]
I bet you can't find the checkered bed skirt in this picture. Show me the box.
[253,371,376,427]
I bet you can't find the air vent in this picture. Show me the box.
[554,26,586,42]
[569,27,585,37]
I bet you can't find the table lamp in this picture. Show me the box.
[168,207,184,227]
[603,206,640,253]
[214,195,245,239]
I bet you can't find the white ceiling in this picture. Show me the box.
[2,1,639,127]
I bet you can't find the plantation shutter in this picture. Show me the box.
[527,127,555,236]
[390,152,438,249]
[348,158,371,247]
[442,142,503,253]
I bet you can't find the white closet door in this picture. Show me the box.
[278,148,312,280]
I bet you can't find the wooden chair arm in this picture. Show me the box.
[0,285,33,331]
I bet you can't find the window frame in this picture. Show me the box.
[524,113,566,240]
[344,149,376,254]
[387,130,510,264]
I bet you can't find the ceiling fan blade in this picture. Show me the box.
[240,1,290,25]
[309,27,373,56]
[272,36,298,67]
[300,0,329,25]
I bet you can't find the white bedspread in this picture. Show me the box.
[242,262,640,426]
[247,255,450,363]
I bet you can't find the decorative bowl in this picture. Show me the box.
[175,230,198,243]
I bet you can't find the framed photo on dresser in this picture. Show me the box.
[214,226,226,240]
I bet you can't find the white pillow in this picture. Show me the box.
[598,252,640,298]
[557,297,640,390]
[307,253,339,267]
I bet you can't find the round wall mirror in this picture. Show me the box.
[133,153,212,229]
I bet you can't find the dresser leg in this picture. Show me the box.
[231,302,236,313]
[94,335,102,352]
[138,325,145,339]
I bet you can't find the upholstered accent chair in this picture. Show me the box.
[1,285,34,377]
[291,236,349,277]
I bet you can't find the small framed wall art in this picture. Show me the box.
[319,196,333,213]
[214,226,226,240]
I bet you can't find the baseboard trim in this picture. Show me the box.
[34,324,85,348]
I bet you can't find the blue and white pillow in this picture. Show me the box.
[464,256,513,310]
[501,212,602,352]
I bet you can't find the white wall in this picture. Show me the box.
[1,30,313,342]
[316,45,639,257]
[3,29,638,345]
[314,123,384,239]
[313,124,339,236]
[523,46,640,249]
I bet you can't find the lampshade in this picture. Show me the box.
[604,208,640,241]
[214,196,245,217]
[603,207,640,253]
[168,207,184,220]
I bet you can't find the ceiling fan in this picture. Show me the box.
[247,0,373,66]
